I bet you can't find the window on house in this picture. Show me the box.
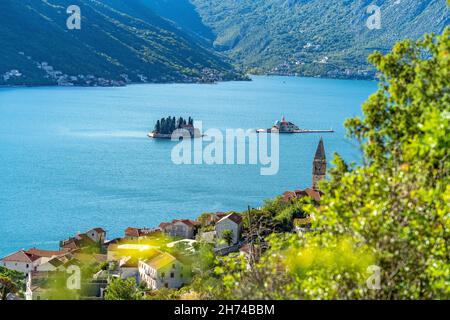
[180,274,183,278]
[172,264,175,269]
[161,272,165,278]
[164,283,168,288]
[170,272,174,278]
[26,264,29,268]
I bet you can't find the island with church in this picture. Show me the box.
[256,116,334,134]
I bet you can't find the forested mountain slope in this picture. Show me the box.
[0,0,243,86]
[191,0,449,78]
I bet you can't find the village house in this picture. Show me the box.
[85,228,106,243]
[59,227,106,252]
[139,251,191,290]
[60,234,96,251]
[116,256,141,280]
[124,227,160,240]
[0,248,69,274]
[0,250,40,274]
[159,219,199,239]
[215,213,243,248]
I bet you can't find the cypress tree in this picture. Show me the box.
[160,118,166,134]
[171,117,176,132]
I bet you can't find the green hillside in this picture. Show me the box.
[139,0,215,44]
[191,0,449,78]
[0,0,244,86]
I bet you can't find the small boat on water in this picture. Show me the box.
[256,116,334,134]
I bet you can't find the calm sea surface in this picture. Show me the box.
[0,76,376,256]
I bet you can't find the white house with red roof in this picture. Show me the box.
[0,248,68,274]
[159,219,199,239]
[215,213,243,247]
[85,228,106,243]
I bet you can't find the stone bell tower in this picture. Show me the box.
[312,138,326,190]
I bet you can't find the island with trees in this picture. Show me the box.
[148,116,202,139]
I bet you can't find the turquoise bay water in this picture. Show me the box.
[0,76,376,256]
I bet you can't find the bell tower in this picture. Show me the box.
[312,138,326,190]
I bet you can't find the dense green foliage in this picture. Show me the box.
[191,0,449,78]
[3,0,446,85]
[105,277,143,300]
[154,116,194,134]
[189,27,450,300]
[0,266,25,299]
[0,0,243,86]
[139,0,215,44]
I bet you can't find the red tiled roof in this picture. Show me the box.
[218,213,243,225]
[282,188,322,203]
[178,219,199,228]
[303,188,321,202]
[282,191,297,202]
[60,233,97,251]
[125,227,159,237]
[26,248,68,258]
[159,222,170,229]
[160,219,199,229]
[61,240,79,251]
[214,212,228,219]
[125,227,141,237]
[91,228,106,234]
[1,250,39,263]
